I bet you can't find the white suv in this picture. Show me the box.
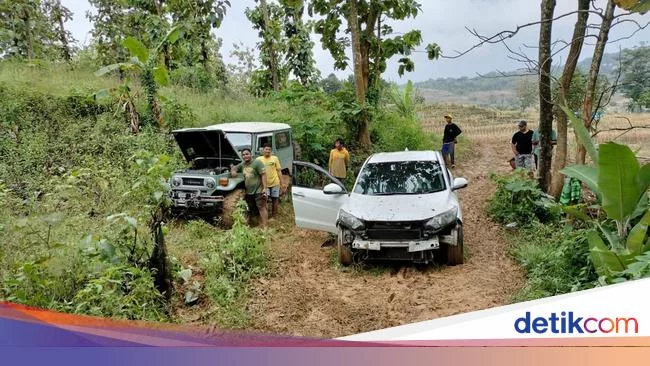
[290,150,468,266]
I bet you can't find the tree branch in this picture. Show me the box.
[440,10,600,59]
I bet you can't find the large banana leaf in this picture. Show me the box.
[638,163,650,191]
[627,209,650,255]
[95,63,129,77]
[599,142,641,224]
[588,230,625,278]
[123,37,149,64]
[153,66,169,87]
[561,164,599,195]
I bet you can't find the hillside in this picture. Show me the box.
[413,49,628,108]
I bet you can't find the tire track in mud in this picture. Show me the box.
[246,141,524,338]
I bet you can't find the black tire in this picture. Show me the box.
[293,141,302,161]
[337,228,353,266]
[445,223,464,266]
[220,188,245,229]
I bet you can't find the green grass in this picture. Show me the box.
[0,59,451,327]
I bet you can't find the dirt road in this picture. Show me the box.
[246,141,524,338]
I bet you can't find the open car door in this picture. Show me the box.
[291,161,348,233]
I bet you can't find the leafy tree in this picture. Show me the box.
[619,45,650,111]
[87,0,129,65]
[319,73,344,94]
[280,0,318,86]
[308,0,440,146]
[42,0,75,61]
[514,76,538,112]
[0,0,73,61]
[169,0,230,70]
[246,0,288,94]
[96,26,185,129]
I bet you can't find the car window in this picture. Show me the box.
[257,135,273,154]
[294,164,335,190]
[353,160,446,195]
[225,133,252,148]
[275,131,290,149]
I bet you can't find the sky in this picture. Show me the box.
[61,0,650,83]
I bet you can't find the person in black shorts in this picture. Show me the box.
[511,120,534,171]
[441,114,462,168]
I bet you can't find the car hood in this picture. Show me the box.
[172,129,241,163]
[341,191,457,222]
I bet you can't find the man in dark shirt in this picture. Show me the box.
[441,114,462,168]
[511,120,534,170]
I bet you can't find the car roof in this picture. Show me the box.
[367,150,442,163]
[172,122,291,134]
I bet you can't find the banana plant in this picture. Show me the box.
[559,104,650,281]
[95,25,186,129]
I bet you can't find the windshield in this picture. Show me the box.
[353,160,446,195]
[225,133,252,148]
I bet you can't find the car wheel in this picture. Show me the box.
[446,223,464,266]
[337,228,353,266]
[220,188,245,229]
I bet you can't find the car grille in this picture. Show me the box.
[365,220,424,240]
[182,177,204,186]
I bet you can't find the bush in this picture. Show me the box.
[169,65,227,92]
[202,200,268,307]
[488,170,562,226]
[72,265,168,321]
[510,223,597,301]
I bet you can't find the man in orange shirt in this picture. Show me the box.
[329,138,350,182]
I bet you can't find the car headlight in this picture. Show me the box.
[338,210,365,230]
[172,177,181,187]
[425,207,458,231]
[205,178,216,189]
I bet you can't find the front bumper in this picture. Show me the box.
[170,190,224,210]
[352,237,440,252]
[340,222,460,262]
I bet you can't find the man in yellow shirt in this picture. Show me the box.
[256,144,285,218]
[328,138,350,182]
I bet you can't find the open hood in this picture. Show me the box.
[172,129,242,164]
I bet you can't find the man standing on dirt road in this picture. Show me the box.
[231,148,268,228]
[511,120,535,171]
[441,114,462,168]
[256,143,286,219]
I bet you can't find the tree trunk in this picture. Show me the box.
[260,0,279,91]
[149,208,172,304]
[550,0,590,198]
[54,0,71,61]
[577,0,615,164]
[348,0,370,146]
[23,10,34,60]
[201,38,209,69]
[538,0,556,192]
[154,0,172,69]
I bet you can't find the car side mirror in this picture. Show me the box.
[323,183,345,194]
[452,177,468,191]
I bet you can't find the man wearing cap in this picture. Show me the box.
[511,120,535,170]
[441,114,462,168]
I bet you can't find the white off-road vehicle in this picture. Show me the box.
[290,150,468,266]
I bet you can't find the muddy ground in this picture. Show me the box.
[245,141,525,338]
